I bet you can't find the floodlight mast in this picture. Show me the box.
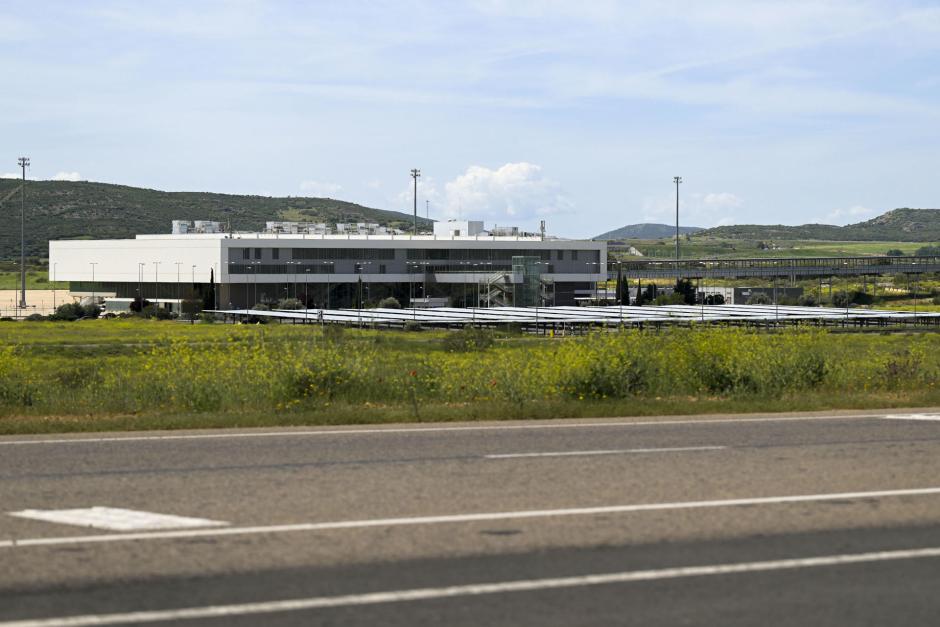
[673,176,682,264]
[17,157,29,309]
[410,168,421,235]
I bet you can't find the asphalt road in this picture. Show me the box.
[2,408,940,625]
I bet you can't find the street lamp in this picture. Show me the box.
[17,157,29,309]
[89,262,97,309]
[324,261,334,309]
[586,261,600,304]
[137,263,146,311]
[174,262,182,315]
[673,176,682,263]
[153,261,161,307]
[410,168,421,235]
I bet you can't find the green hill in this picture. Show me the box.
[595,223,703,240]
[699,208,940,242]
[0,180,433,259]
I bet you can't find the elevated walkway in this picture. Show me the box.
[618,255,940,280]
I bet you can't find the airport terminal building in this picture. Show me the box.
[49,221,607,311]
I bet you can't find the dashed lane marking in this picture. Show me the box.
[484,446,725,459]
[883,414,940,421]
[0,413,895,446]
[4,486,940,550]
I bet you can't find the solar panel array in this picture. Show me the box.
[207,305,940,327]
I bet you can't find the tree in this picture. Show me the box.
[378,296,402,309]
[129,297,151,313]
[746,293,771,305]
[276,297,304,310]
[202,268,216,311]
[885,249,905,257]
[674,279,696,305]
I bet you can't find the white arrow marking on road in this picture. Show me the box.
[9,507,227,532]
[3,486,940,549]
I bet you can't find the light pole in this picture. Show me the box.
[410,168,421,235]
[325,261,333,309]
[89,262,97,309]
[153,261,161,306]
[673,176,682,264]
[175,262,182,315]
[17,157,29,309]
[137,263,145,311]
[192,265,198,323]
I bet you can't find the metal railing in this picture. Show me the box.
[614,255,940,279]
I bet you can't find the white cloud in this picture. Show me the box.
[408,163,572,224]
[299,180,343,197]
[825,205,876,225]
[702,192,743,209]
[51,171,82,181]
[0,172,18,179]
[642,191,743,227]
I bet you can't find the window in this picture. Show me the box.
[254,248,262,259]
[272,248,280,260]
[557,250,564,261]
[571,250,578,261]
[242,249,250,260]
[379,264,386,274]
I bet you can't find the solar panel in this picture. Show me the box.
[205,305,940,327]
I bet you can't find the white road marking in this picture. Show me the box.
[4,486,939,550]
[883,414,940,422]
[485,446,725,459]
[4,546,940,626]
[0,413,892,446]
[8,507,227,532]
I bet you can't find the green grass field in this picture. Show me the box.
[0,320,937,435]
[0,270,68,290]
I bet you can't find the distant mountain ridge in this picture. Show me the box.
[0,180,433,259]
[595,223,704,240]
[699,208,940,242]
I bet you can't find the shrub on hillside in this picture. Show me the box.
[50,302,99,321]
[442,325,495,352]
[378,296,402,309]
[276,298,304,310]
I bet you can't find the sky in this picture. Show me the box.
[1,0,939,237]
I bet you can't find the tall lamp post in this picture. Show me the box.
[153,261,161,306]
[673,176,682,264]
[89,262,97,308]
[410,168,421,235]
[137,263,146,311]
[174,262,182,315]
[17,157,29,309]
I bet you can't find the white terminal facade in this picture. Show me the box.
[49,221,607,311]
